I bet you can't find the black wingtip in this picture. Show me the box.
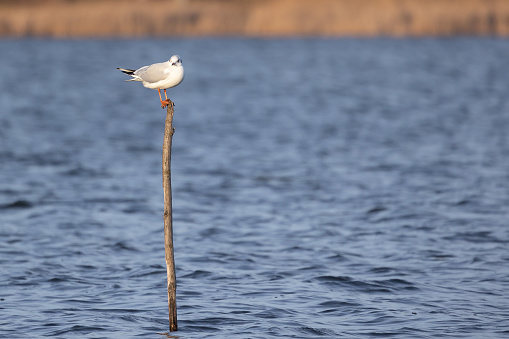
[117,68,136,75]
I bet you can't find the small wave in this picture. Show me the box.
[181,270,213,279]
[296,326,338,336]
[61,166,108,178]
[195,316,250,326]
[315,275,417,293]
[49,325,107,336]
[0,200,33,209]
[253,307,295,319]
[444,231,508,244]
[374,278,418,290]
[369,266,396,274]
[112,241,139,252]
[128,265,165,278]
[366,206,388,214]
[318,300,362,308]
[17,152,71,166]
[84,197,146,204]
[174,323,221,333]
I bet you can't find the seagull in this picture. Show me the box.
[117,55,184,108]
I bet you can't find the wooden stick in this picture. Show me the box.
[162,100,178,332]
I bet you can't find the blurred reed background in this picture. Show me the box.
[0,0,508,37]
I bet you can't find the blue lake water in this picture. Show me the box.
[0,38,509,338]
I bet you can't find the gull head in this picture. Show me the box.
[169,55,182,66]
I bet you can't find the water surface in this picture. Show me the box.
[0,38,509,338]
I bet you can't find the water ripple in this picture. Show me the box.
[1,38,509,338]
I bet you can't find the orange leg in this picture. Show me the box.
[158,89,170,108]
[159,89,173,109]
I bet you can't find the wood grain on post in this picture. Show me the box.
[162,101,177,332]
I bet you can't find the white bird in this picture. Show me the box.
[117,55,184,108]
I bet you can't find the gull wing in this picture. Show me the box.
[134,62,170,83]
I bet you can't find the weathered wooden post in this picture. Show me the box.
[117,55,183,332]
[162,100,177,332]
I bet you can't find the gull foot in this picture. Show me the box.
[160,99,174,109]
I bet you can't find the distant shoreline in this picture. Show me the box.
[1,0,509,37]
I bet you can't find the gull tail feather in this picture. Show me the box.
[117,67,136,75]
[117,68,142,82]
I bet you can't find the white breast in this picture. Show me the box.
[142,65,184,90]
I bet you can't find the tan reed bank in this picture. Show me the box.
[0,0,508,37]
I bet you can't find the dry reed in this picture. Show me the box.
[1,0,508,37]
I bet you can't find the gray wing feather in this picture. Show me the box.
[134,63,169,83]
